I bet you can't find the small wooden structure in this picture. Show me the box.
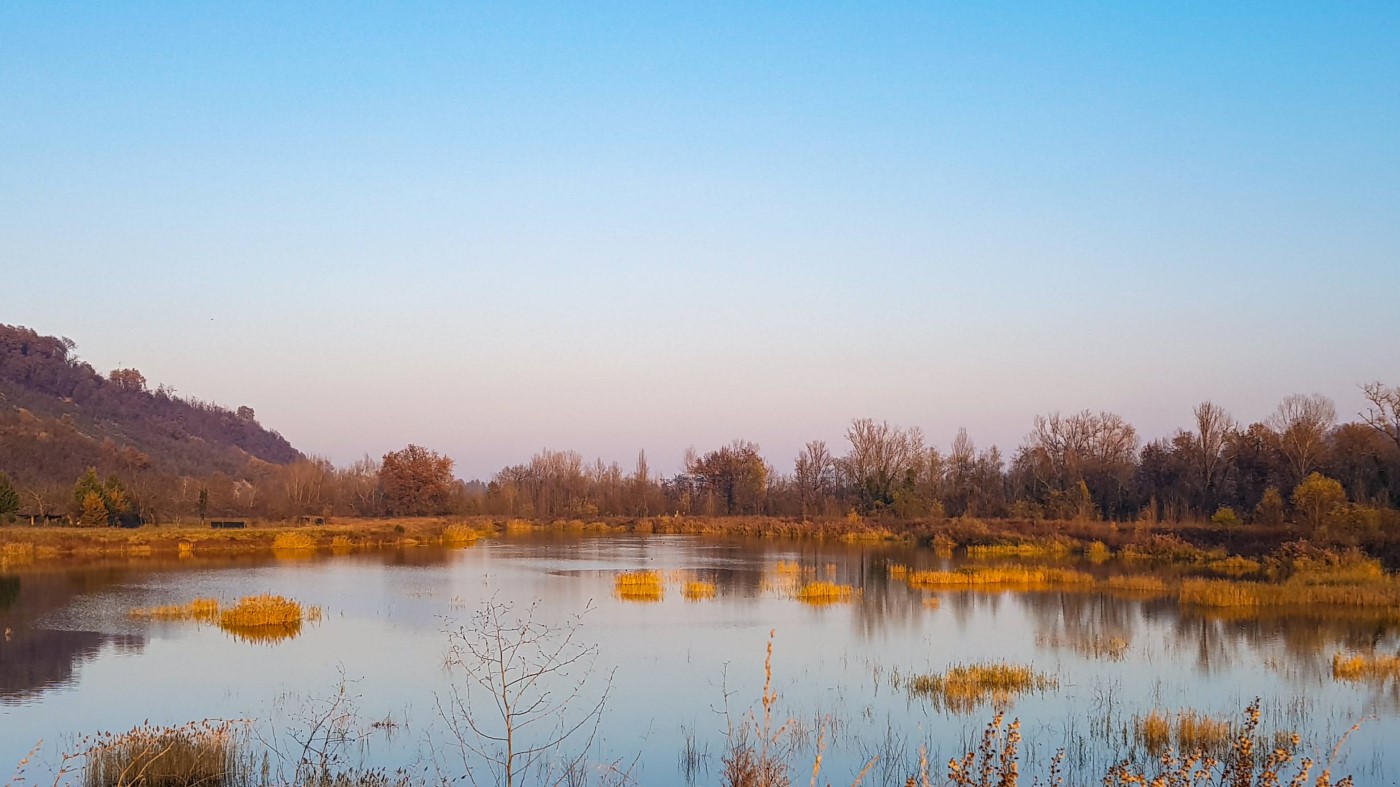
[16,509,67,526]
[209,520,247,529]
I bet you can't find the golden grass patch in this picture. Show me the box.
[682,580,716,601]
[793,581,854,606]
[128,598,220,624]
[906,566,1093,590]
[614,570,664,602]
[1133,708,1235,756]
[898,662,1056,713]
[1331,651,1400,682]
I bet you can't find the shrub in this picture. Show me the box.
[1210,507,1241,528]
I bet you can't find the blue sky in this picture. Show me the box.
[3,2,1398,478]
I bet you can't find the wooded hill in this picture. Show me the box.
[0,323,301,499]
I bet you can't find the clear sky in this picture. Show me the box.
[3,2,1398,479]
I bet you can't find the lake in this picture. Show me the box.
[2,533,1397,785]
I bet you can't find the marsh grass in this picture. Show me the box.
[793,581,854,606]
[217,594,316,643]
[128,598,221,624]
[1330,651,1400,682]
[682,580,717,601]
[271,532,318,554]
[905,566,1093,590]
[80,720,248,787]
[440,524,478,547]
[1100,575,1170,595]
[896,662,1056,713]
[1132,709,1235,756]
[1178,578,1400,609]
[965,541,1071,559]
[614,570,664,602]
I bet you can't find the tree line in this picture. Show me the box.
[6,385,1398,543]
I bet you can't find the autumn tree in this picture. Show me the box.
[1291,472,1345,533]
[687,440,768,515]
[107,367,147,393]
[1361,381,1400,453]
[380,444,455,516]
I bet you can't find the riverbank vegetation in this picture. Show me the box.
[4,327,1398,566]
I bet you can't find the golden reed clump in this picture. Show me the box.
[614,570,665,602]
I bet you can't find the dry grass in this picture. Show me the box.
[1086,540,1112,562]
[1133,709,1235,756]
[905,565,1093,590]
[81,720,246,787]
[965,541,1071,559]
[218,594,306,627]
[793,581,854,606]
[1331,651,1400,682]
[886,562,909,580]
[270,531,317,552]
[128,598,220,624]
[1179,577,1400,609]
[898,662,1056,713]
[682,580,717,601]
[440,524,479,546]
[614,570,664,602]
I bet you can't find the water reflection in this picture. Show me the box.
[2,533,1399,782]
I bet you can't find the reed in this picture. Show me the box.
[682,580,717,601]
[440,524,478,546]
[1179,578,1400,609]
[906,566,1093,590]
[81,720,246,787]
[271,532,317,552]
[793,581,853,606]
[614,570,665,602]
[886,562,909,580]
[965,541,1071,559]
[898,662,1056,713]
[1133,709,1235,756]
[219,594,309,628]
[1330,651,1400,682]
[128,598,220,623]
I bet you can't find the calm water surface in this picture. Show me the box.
[2,534,1397,785]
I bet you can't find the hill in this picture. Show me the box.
[0,324,301,499]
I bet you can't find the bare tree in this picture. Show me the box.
[1361,381,1400,453]
[1267,394,1336,482]
[1191,401,1235,511]
[439,599,613,787]
[794,440,834,520]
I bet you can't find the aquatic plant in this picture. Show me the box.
[793,581,854,606]
[80,720,247,787]
[614,570,664,602]
[897,662,1057,713]
[1330,651,1400,682]
[128,597,220,623]
[905,566,1093,590]
[682,580,717,601]
[219,594,312,629]
[1133,708,1235,756]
